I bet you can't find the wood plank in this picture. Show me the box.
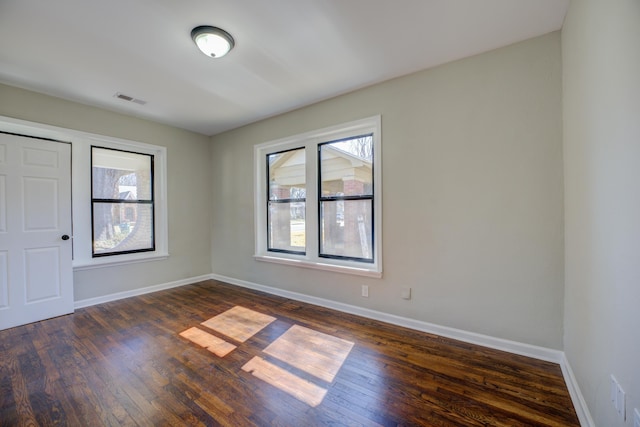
[179,326,237,357]
[262,324,354,382]
[241,356,328,407]
[0,279,580,426]
[201,305,276,343]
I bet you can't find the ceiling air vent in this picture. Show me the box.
[114,92,147,105]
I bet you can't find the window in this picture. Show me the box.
[267,147,306,254]
[255,116,381,277]
[91,147,155,257]
[75,137,167,269]
[319,135,374,262]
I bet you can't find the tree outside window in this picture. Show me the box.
[91,147,154,257]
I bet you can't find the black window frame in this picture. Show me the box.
[266,146,306,255]
[90,146,155,258]
[317,134,375,263]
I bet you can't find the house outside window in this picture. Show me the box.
[319,135,374,262]
[255,116,382,277]
[267,147,307,254]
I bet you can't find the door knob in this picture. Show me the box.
[61,235,70,241]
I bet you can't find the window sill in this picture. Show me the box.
[254,254,382,278]
[73,252,169,271]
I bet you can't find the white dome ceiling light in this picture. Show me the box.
[191,26,235,58]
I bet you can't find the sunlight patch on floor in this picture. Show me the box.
[179,326,237,357]
[241,356,327,407]
[263,325,354,382]
[179,306,354,407]
[201,306,276,342]
[242,325,354,406]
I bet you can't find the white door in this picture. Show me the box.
[0,132,73,330]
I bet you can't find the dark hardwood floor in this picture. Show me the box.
[0,280,580,426]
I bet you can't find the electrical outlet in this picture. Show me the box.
[361,285,369,297]
[633,408,640,427]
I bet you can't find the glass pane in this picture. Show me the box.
[320,135,373,197]
[268,148,305,200]
[92,147,153,200]
[320,199,372,260]
[93,202,154,255]
[268,201,305,253]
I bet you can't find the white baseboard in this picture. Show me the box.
[560,353,595,427]
[209,273,563,363]
[73,274,211,309]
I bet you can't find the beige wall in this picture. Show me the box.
[211,32,564,349]
[0,83,213,301]
[563,0,640,425]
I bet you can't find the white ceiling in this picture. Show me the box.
[0,0,569,136]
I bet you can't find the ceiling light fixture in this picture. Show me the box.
[191,26,235,58]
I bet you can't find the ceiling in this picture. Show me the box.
[0,0,569,136]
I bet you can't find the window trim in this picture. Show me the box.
[75,135,167,269]
[254,116,382,278]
